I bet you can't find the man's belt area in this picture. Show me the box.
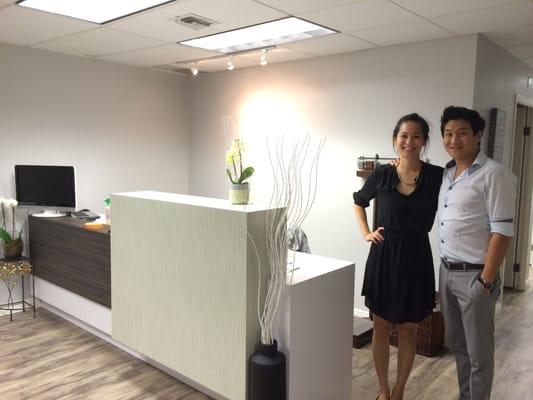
[441,258,484,271]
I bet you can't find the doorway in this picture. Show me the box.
[504,99,533,290]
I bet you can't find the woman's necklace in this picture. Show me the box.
[396,166,420,186]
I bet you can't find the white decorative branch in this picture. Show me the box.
[255,133,325,345]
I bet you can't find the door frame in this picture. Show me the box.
[505,94,533,290]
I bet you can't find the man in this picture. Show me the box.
[438,106,516,400]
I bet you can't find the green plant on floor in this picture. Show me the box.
[226,138,255,184]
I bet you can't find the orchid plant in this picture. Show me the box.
[225,138,255,184]
[0,198,22,245]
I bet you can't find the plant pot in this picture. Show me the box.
[249,340,286,400]
[229,183,250,205]
[3,239,23,260]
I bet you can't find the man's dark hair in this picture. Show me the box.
[440,106,485,136]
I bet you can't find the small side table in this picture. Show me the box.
[0,256,36,322]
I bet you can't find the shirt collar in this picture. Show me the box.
[445,150,487,174]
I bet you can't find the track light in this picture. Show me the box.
[191,61,199,76]
[227,56,234,71]
[260,49,267,66]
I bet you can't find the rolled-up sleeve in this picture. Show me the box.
[485,167,517,237]
[353,168,379,208]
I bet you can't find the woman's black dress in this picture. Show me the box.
[353,163,443,324]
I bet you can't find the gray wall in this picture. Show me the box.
[0,43,191,214]
[0,43,190,305]
[188,35,478,312]
[473,34,533,168]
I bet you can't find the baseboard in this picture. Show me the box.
[354,307,369,318]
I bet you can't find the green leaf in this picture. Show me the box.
[226,168,236,184]
[237,166,254,184]
[0,228,12,243]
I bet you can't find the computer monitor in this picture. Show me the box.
[15,165,76,217]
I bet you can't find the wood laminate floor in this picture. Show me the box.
[1,279,533,400]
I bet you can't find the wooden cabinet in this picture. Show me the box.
[28,216,111,308]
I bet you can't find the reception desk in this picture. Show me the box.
[111,191,355,400]
[111,191,272,400]
[30,191,354,400]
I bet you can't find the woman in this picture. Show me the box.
[353,114,443,400]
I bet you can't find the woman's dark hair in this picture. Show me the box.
[392,113,430,145]
[440,106,485,136]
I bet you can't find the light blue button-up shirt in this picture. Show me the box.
[438,151,517,264]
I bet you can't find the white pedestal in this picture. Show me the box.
[276,251,355,400]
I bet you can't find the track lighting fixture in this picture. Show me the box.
[227,56,234,71]
[191,61,199,76]
[260,49,268,66]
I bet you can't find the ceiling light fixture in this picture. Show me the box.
[528,77,532,88]
[190,62,199,76]
[260,49,268,66]
[180,17,336,53]
[227,56,235,71]
[17,0,174,24]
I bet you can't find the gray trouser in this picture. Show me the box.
[439,262,501,400]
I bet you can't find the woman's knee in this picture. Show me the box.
[396,322,417,339]
[373,315,393,336]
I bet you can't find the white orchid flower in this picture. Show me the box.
[6,198,18,208]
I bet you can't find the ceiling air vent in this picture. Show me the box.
[173,13,217,30]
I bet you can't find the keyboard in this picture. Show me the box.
[71,210,99,219]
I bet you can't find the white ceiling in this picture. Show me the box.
[0,0,532,74]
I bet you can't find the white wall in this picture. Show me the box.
[0,43,191,213]
[0,43,191,304]
[188,35,478,312]
[473,34,533,168]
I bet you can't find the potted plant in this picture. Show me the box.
[226,138,254,204]
[0,198,23,259]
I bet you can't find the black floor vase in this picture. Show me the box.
[249,340,286,400]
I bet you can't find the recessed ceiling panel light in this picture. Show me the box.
[180,17,336,53]
[17,0,174,24]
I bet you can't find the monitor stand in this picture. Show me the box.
[32,210,66,218]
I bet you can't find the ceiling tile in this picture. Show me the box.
[431,1,533,35]
[484,25,533,46]
[391,0,523,18]
[523,58,533,67]
[0,4,96,46]
[0,0,15,7]
[99,44,218,67]
[32,28,165,57]
[282,33,375,55]
[253,0,357,15]
[299,0,421,32]
[109,0,287,44]
[108,11,205,43]
[156,0,287,30]
[350,20,452,47]
[504,43,533,59]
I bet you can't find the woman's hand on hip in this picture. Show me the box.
[364,227,384,244]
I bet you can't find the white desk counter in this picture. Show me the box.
[277,251,355,400]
